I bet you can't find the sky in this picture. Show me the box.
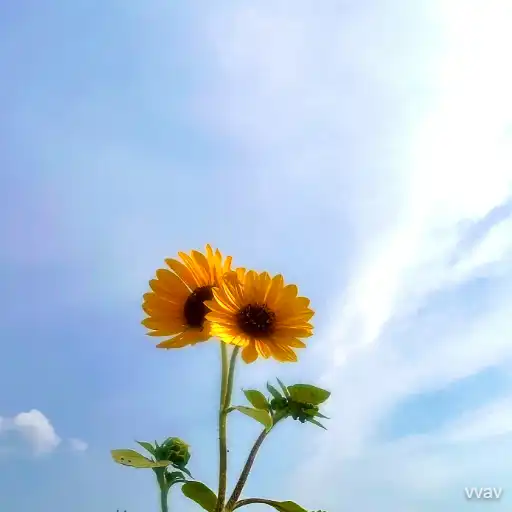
[0,1,511,511]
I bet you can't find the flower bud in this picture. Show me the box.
[158,437,191,466]
[270,397,288,411]
[289,401,319,423]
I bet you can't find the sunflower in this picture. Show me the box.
[142,245,233,349]
[205,269,314,363]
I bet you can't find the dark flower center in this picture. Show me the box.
[237,303,276,337]
[183,286,214,329]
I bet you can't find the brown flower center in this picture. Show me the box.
[183,286,214,329]
[236,303,276,337]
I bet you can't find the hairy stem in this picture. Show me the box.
[215,344,239,512]
[225,429,268,510]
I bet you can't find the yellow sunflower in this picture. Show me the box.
[142,245,233,349]
[205,269,314,363]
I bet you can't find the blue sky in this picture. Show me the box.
[1,1,512,511]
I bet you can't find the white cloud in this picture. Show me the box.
[0,409,87,456]
[69,437,88,452]
[8,409,61,455]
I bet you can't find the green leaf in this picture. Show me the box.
[314,411,330,419]
[173,463,193,478]
[164,470,187,490]
[306,417,327,430]
[181,482,217,512]
[136,441,156,456]
[267,382,282,399]
[252,500,308,512]
[233,406,273,431]
[243,389,270,410]
[275,501,308,512]
[276,378,290,397]
[287,384,331,405]
[111,449,171,468]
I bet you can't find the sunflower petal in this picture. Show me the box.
[156,329,209,349]
[205,310,238,326]
[276,284,299,305]
[191,250,211,281]
[142,318,181,330]
[241,342,258,364]
[211,287,239,313]
[255,339,271,358]
[223,254,233,274]
[265,274,284,306]
[146,326,185,336]
[278,337,307,348]
[148,280,188,302]
[269,343,298,362]
[275,327,313,338]
[155,269,190,294]
[165,258,198,289]
[142,300,183,316]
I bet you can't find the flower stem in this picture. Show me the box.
[216,344,240,512]
[232,498,278,509]
[226,346,239,407]
[215,342,229,512]
[160,487,169,512]
[155,470,169,512]
[225,429,268,510]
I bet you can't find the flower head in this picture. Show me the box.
[205,269,314,363]
[142,245,232,349]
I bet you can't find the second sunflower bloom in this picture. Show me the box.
[205,269,314,363]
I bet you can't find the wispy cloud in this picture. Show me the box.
[442,396,512,443]
[198,0,512,508]
[295,0,512,505]
[69,438,89,452]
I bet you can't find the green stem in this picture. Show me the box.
[156,470,169,512]
[215,344,240,512]
[226,413,286,511]
[160,487,169,512]
[215,342,229,512]
[232,498,278,509]
[225,429,268,510]
[226,346,239,406]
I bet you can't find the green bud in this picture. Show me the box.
[270,397,288,411]
[289,401,320,423]
[156,437,191,467]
